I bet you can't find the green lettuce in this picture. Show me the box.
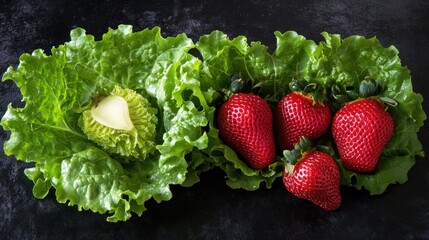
[1,25,212,222]
[308,32,426,194]
[196,31,317,190]
[1,26,425,221]
[78,85,159,159]
[196,30,425,195]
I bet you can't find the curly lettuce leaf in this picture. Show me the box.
[197,30,425,195]
[1,25,210,221]
[196,31,316,190]
[310,32,426,194]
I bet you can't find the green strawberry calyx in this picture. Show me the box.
[283,137,337,175]
[214,74,262,107]
[289,78,327,105]
[230,74,253,94]
[229,74,277,101]
[331,76,398,108]
[282,137,313,173]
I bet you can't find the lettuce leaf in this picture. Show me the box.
[1,25,211,221]
[1,26,425,222]
[309,32,426,194]
[196,30,425,195]
[196,31,317,190]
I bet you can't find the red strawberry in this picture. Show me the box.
[332,98,394,172]
[276,91,331,151]
[282,139,341,211]
[216,93,276,169]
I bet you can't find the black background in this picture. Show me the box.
[1,0,429,239]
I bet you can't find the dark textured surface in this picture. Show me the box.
[1,0,429,239]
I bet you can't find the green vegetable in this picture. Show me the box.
[1,25,211,222]
[196,31,317,190]
[309,32,426,194]
[1,26,425,222]
[79,85,158,159]
[196,30,425,194]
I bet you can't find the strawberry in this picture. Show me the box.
[216,93,276,169]
[332,98,394,172]
[331,77,395,172]
[276,80,331,150]
[282,138,341,211]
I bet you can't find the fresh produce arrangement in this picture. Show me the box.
[0,26,426,222]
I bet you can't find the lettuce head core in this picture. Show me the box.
[91,95,134,131]
[79,85,158,159]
